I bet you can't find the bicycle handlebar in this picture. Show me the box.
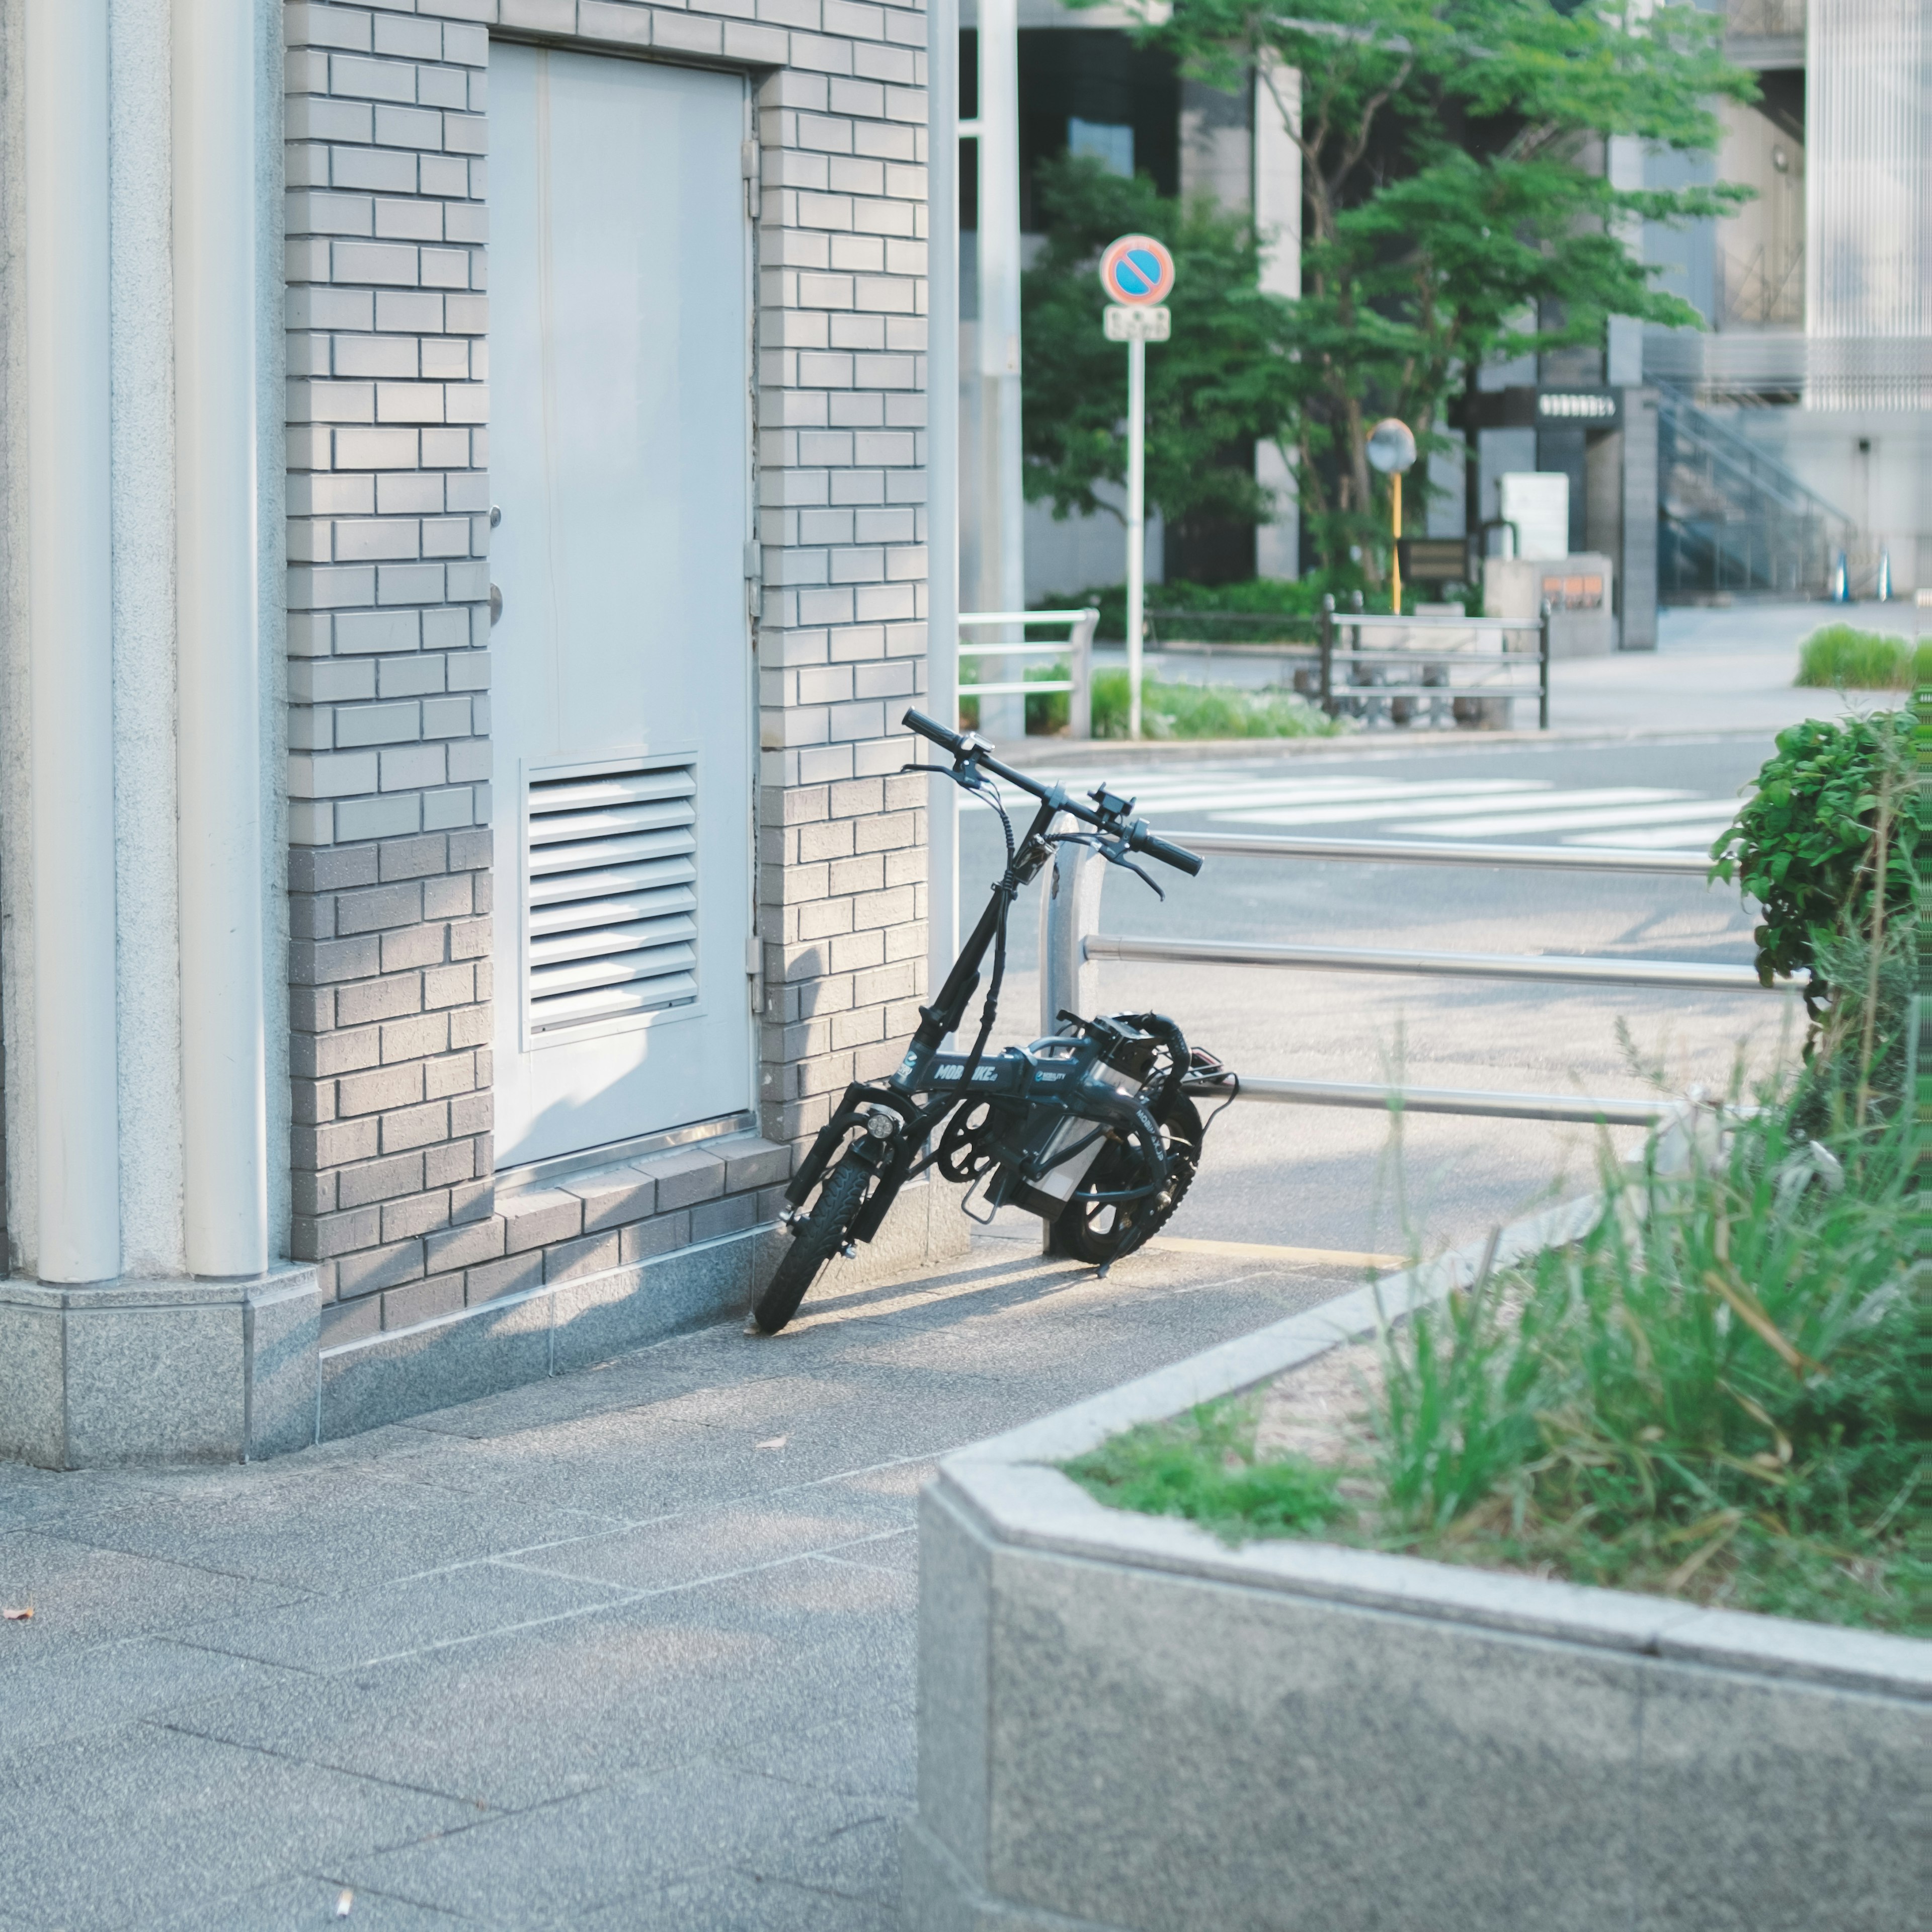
[901,709,1203,877]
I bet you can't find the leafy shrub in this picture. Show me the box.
[1709,708,1914,1007]
[1090,669,1341,740]
[1794,624,1930,691]
[1057,575,1408,645]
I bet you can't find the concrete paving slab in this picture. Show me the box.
[818,1525,921,1576]
[341,1759,884,1928]
[722,1706,918,1804]
[579,1868,901,1931]
[147,1878,474,1931]
[0,1234,1365,1928]
[517,1486,913,1593]
[0,1528,305,1657]
[166,1604,767,1811]
[176,1556,638,1674]
[44,1461,629,1592]
[0,1636,289,1763]
[0,1723,477,1932]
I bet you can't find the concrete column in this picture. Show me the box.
[928,0,961,991]
[24,0,122,1283]
[1253,58,1301,580]
[109,0,187,1279]
[971,0,1025,740]
[174,0,268,1277]
[1618,388,1659,650]
[1605,134,1645,387]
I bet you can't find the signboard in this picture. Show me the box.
[1399,538,1470,582]
[1098,234,1175,307]
[1536,390,1620,425]
[1498,472,1571,561]
[1103,304,1170,342]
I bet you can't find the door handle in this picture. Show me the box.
[490,584,503,625]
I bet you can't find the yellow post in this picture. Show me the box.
[1390,471,1403,613]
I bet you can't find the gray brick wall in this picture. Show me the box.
[283,0,929,1341]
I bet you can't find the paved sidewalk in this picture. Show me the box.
[0,1227,1363,1931]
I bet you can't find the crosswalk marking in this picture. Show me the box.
[1018,763,1740,850]
[1218,787,1687,831]
[1566,821,1732,851]
[1157,780,1543,815]
[1032,774,1540,815]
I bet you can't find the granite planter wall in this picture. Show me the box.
[903,1198,1929,1932]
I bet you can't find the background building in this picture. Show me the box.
[1645,0,1928,599]
[960,0,1927,617]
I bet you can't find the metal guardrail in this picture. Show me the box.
[958,607,1099,739]
[1180,833,1713,876]
[1085,934,1787,996]
[1236,1078,1677,1128]
[1137,601,1553,731]
[1039,826,1792,1130]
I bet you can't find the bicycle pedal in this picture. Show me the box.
[839,1241,857,1259]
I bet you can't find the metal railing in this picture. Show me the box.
[958,607,1099,739]
[1135,602,1552,731]
[1040,827,1800,1130]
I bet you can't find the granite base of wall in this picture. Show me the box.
[905,1201,1929,1932]
[319,1174,970,1439]
[0,1267,319,1469]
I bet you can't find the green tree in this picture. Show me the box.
[1021,155,1298,539]
[1038,0,1755,583]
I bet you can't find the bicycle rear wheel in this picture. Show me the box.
[750,1156,870,1335]
[1052,1094,1202,1266]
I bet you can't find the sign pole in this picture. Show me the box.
[1366,416,1417,616]
[1390,471,1402,613]
[1125,333,1146,741]
[1097,233,1174,744]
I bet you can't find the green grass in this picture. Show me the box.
[1064,1073,1924,1633]
[1065,1397,1352,1544]
[963,665,1343,739]
[1090,669,1342,740]
[1794,624,1930,691]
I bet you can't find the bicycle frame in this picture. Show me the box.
[778,710,1205,1246]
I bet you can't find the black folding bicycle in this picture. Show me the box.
[750,707,1236,1336]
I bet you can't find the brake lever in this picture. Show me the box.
[1045,828,1165,899]
[901,757,994,797]
[1107,846,1165,899]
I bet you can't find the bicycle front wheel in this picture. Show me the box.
[750,1156,871,1335]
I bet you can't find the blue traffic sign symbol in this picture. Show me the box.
[1116,247,1162,295]
[1098,234,1175,307]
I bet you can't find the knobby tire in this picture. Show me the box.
[1052,1093,1203,1266]
[750,1156,870,1335]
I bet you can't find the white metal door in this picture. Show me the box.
[490,44,753,1167]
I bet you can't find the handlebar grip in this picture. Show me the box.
[902,708,967,757]
[1132,827,1204,877]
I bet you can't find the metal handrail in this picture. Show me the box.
[1317,597,1552,731]
[1037,805,1777,1138]
[959,606,1099,739]
[1179,833,1713,876]
[1084,933,1793,996]
[1235,1078,1677,1128]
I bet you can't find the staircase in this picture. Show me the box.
[1657,383,1853,601]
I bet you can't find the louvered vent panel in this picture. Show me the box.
[526,762,699,1032]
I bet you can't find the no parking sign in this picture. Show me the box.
[1098,234,1175,307]
[1096,235,1176,741]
